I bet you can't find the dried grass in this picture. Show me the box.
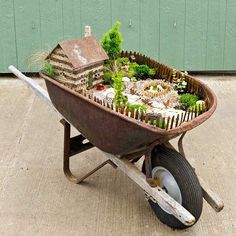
[25,50,49,70]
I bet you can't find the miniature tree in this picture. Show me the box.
[113,72,127,107]
[101,21,123,60]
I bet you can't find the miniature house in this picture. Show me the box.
[46,35,109,91]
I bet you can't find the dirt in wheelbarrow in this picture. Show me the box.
[0,76,236,235]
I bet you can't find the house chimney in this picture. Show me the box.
[84,26,92,37]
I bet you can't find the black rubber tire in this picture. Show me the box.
[142,145,203,229]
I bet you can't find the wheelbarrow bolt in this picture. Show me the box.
[144,191,157,203]
[146,178,158,187]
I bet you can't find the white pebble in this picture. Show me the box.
[122,77,130,82]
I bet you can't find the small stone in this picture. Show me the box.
[122,77,130,82]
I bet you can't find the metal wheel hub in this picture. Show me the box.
[152,166,182,214]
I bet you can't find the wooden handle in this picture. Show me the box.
[8,65,57,112]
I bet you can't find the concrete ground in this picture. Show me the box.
[0,76,235,236]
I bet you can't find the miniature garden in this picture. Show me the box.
[41,22,206,129]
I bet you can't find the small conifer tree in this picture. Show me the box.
[113,72,127,107]
[101,21,123,60]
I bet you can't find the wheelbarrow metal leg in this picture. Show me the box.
[174,132,224,212]
[144,149,157,187]
[61,119,116,184]
[178,132,187,157]
[64,155,116,184]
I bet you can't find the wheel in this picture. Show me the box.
[142,145,203,229]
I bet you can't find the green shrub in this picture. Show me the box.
[133,64,155,79]
[103,71,113,85]
[180,93,198,108]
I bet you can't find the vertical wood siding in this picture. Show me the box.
[0,0,235,72]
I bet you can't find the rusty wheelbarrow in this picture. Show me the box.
[9,61,224,229]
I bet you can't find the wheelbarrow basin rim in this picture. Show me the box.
[40,72,217,137]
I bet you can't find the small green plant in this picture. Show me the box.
[42,63,55,77]
[127,103,147,112]
[133,64,155,79]
[116,57,130,67]
[113,72,127,107]
[121,62,136,79]
[180,93,198,108]
[101,21,123,60]
[103,70,113,85]
[158,118,165,128]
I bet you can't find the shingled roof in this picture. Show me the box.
[47,36,108,71]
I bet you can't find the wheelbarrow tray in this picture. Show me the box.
[40,53,217,156]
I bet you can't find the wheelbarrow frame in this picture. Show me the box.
[8,65,224,227]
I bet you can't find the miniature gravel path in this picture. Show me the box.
[0,76,235,236]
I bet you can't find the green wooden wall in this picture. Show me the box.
[1,0,236,73]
